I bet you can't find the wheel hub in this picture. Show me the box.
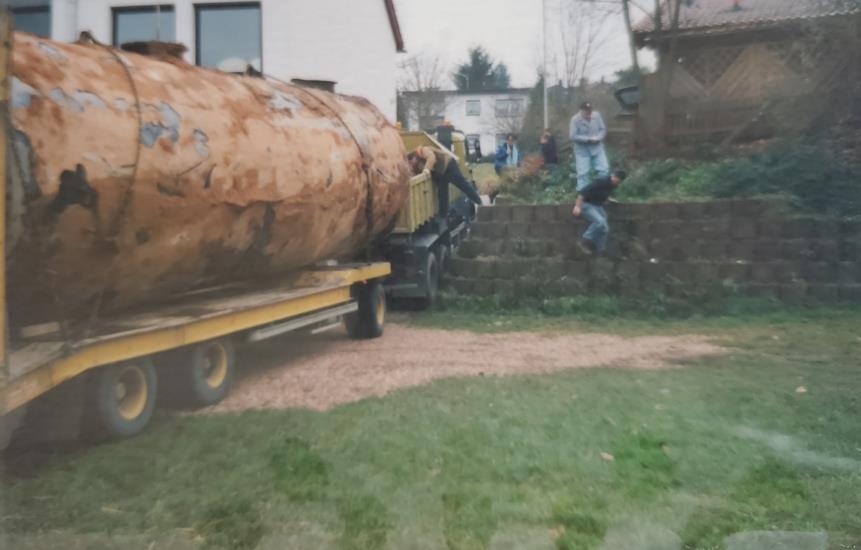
[116,365,148,420]
[202,344,229,388]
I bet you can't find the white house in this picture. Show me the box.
[5,0,405,120]
[401,88,531,158]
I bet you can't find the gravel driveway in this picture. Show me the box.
[207,323,724,412]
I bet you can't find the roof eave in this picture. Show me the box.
[636,21,796,47]
[634,10,861,47]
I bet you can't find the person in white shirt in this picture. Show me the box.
[569,101,609,191]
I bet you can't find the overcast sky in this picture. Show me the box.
[394,0,655,90]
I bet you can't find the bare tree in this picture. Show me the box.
[553,0,617,89]
[620,0,641,78]
[397,53,452,130]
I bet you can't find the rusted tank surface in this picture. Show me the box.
[6,33,410,327]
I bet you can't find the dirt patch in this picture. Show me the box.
[207,325,725,413]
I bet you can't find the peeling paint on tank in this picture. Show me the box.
[140,123,167,147]
[49,88,84,113]
[193,129,210,158]
[112,98,130,111]
[159,102,181,130]
[37,41,66,61]
[269,91,303,112]
[73,91,106,109]
[158,102,181,142]
[140,102,182,146]
[11,77,39,109]
[117,54,135,69]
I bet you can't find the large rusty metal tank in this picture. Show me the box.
[6,33,410,327]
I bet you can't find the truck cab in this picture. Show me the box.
[384,130,477,307]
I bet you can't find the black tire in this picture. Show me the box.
[435,245,450,275]
[182,339,236,407]
[90,359,157,439]
[419,251,440,308]
[345,280,386,339]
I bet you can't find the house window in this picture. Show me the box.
[495,98,524,118]
[466,134,482,157]
[11,5,51,37]
[465,100,481,116]
[113,6,176,47]
[195,3,262,73]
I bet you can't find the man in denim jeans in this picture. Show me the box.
[569,101,609,191]
[572,170,627,255]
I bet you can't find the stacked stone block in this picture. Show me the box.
[448,199,861,302]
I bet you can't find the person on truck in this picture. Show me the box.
[408,146,483,214]
[569,101,609,191]
[572,170,627,255]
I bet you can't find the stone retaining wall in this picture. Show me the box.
[448,200,861,302]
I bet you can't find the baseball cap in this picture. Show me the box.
[580,101,593,111]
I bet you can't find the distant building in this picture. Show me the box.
[633,0,861,144]
[400,88,531,156]
[6,0,405,120]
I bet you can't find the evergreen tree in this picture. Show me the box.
[452,47,512,91]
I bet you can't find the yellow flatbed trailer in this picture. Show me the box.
[0,263,390,443]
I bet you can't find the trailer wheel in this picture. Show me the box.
[419,251,440,308]
[91,359,157,438]
[345,280,386,339]
[183,339,236,407]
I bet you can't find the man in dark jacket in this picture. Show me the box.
[408,146,483,214]
[572,170,627,254]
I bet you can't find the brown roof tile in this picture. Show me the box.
[634,0,861,35]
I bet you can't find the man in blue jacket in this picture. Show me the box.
[569,101,609,191]
[494,134,520,175]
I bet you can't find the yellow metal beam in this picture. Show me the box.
[0,263,390,414]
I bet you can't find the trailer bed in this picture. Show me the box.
[1,263,389,414]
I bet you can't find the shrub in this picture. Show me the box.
[504,140,861,217]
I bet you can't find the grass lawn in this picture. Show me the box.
[2,310,861,549]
